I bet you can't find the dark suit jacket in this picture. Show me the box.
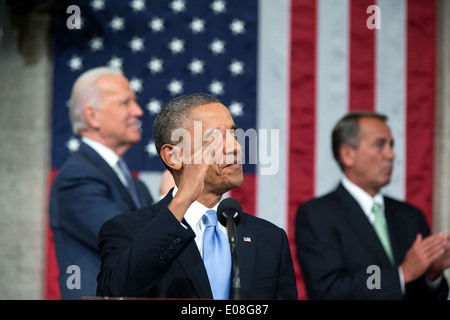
[295,183,449,300]
[97,191,298,299]
[49,142,153,300]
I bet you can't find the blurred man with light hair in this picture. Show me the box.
[49,67,154,299]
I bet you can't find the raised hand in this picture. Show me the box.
[168,124,225,221]
[401,233,448,283]
[428,233,450,280]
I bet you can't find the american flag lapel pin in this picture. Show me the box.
[243,236,251,242]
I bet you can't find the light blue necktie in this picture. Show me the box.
[203,209,232,300]
[117,158,141,208]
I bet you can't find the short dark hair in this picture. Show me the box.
[152,93,221,159]
[332,112,388,170]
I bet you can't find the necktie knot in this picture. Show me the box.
[372,202,383,216]
[204,209,218,227]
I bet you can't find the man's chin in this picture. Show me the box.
[231,171,244,189]
[127,134,142,144]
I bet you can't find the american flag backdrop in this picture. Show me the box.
[46,0,437,300]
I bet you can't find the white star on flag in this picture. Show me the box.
[209,39,225,55]
[145,140,158,157]
[68,56,83,71]
[229,101,244,117]
[130,0,146,12]
[147,99,162,115]
[170,0,186,13]
[167,79,183,95]
[209,80,224,95]
[129,77,143,92]
[66,137,80,152]
[129,37,145,52]
[109,16,125,31]
[147,57,164,74]
[168,38,185,54]
[90,0,105,11]
[211,0,226,14]
[108,56,123,69]
[230,19,245,35]
[188,59,204,75]
[190,18,205,33]
[149,17,164,33]
[89,36,104,51]
[229,60,244,76]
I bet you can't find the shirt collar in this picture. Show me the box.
[82,137,120,168]
[172,186,221,228]
[342,176,384,218]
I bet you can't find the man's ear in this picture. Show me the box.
[339,143,356,168]
[83,105,100,129]
[160,144,183,171]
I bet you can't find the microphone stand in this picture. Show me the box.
[226,215,241,300]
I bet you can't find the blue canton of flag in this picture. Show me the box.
[51,0,258,173]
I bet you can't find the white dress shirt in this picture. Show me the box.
[341,176,385,224]
[171,186,228,258]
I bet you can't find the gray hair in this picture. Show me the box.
[332,111,388,170]
[69,67,123,134]
[152,93,221,158]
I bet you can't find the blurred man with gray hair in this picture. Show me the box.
[49,67,153,299]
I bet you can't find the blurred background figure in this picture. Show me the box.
[296,112,450,299]
[49,67,154,299]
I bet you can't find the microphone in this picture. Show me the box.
[217,197,242,300]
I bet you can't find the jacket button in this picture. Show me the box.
[159,253,166,260]
[174,237,181,243]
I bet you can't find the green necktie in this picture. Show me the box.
[372,202,395,265]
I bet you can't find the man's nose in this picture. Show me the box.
[132,101,144,117]
[385,145,395,160]
[224,130,242,160]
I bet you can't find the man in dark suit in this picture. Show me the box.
[96,93,298,299]
[295,112,450,299]
[49,67,153,299]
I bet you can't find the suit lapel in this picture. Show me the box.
[236,215,256,298]
[176,220,257,299]
[335,184,393,266]
[177,239,213,299]
[79,142,138,210]
[152,192,213,298]
[167,191,211,298]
